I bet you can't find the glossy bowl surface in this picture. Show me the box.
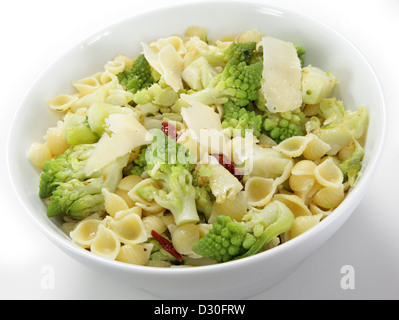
[8,1,386,299]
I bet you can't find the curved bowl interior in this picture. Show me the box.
[7,1,386,299]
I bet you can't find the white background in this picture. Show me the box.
[1,0,398,300]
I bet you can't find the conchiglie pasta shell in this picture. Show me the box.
[44,123,70,156]
[46,94,78,112]
[27,142,52,169]
[273,193,312,217]
[72,76,101,96]
[110,212,147,245]
[70,218,102,248]
[115,189,136,208]
[303,134,331,161]
[290,214,323,239]
[273,135,312,158]
[314,158,343,188]
[313,184,345,209]
[90,224,121,260]
[245,177,276,207]
[104,59,126,75]
[117,175,143,192]
[116,243,153,266]
[171,223,200,255]
[291,160,317,176]
[142,214,167,237]
[289,174,315,193]
[102,188,129,217]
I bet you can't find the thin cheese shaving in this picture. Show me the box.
[261,36,302,113]
[85,114,152,175]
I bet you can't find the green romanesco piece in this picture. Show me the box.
[262,108,306,143]
[44,149,129,220]
[192,215,256,263]
[39,144,97,198]
[222,100,263,137]
[339,139,365,187]
[117,54,154,94]
[188,42,263,107]
[136,128,199,225]
[193,200,295,263]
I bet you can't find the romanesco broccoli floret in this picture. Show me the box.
[45,152,129,219]
[39,144,97,198]
[189,42,263,107]
[136,129,199,225]
[262,108,306,143]
[192,215,256,262]
[117,54,154,94]
[222,100,263,137]
[192,200,295,262]
[339,139,365,187]
[133,79,179,107]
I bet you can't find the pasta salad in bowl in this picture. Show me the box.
[9,2,385,299]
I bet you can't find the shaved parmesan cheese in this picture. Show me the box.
[85,114,152,176]
[142,43,184,92]
[180,94,231,160]
[180,94,223,137]
[261,36,302,113]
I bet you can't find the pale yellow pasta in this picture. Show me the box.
[150,36,187,56]
[72,76,101,96]
[273,135,312,158]
[162,213,176,228]
[210,191,247,223]
[184,26,209,40]
[314,157,343,188]
[294,181,323,206]
[171,223,200,255]
[113,206,143,219]
[90,224,121,260]
[70,218,102,248]
[303,134,331,160]
[142,214,167,237]
[290,214,323,239]
[289,174,315,193]
[236,29,263,43]
[115,189,136,207]
[104,58,126,75]
[102,188,129,218]
[44,122,69,156]
[313,184,345,209]
[309,202,333,217]
[106,88,134,106]
[27,142,52,169]
[245,177,276,207]
[118,174,143,192]
[291,160,317,176]
[98,70,117,85]
[116,243,153,266]
[109,211,147,245]
[273,193,312,217]
[250,145,293,182]
[46,94,78,112]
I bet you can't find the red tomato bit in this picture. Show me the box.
[161,122,179,140]
[151,230,183,263]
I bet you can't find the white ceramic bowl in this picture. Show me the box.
[8,1,386,299]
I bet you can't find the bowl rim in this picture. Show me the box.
[7,0,387,275]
